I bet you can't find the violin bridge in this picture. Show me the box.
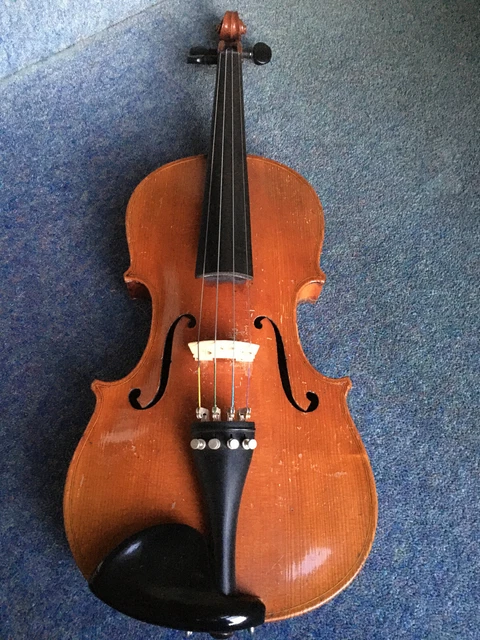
[188,340,260,363]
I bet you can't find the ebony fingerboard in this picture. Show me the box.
[195,48,253,282]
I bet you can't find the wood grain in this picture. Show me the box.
[64,154,377,621]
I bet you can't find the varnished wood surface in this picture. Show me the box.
[218,11,246,43]
[64,155,377,621]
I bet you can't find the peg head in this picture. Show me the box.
[252,42,272,65]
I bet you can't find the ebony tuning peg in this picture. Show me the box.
[250,42,272,65]
[188,43,272,66]
[187,47,218,64]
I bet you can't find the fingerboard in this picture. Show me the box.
[195,48,253,282]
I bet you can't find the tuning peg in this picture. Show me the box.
[251,42,272,65]
[187,47,218,64]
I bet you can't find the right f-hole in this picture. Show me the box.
[254,316,319,413]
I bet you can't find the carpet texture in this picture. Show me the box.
[1,1,478,639]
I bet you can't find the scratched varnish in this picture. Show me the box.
[64,155,377,621]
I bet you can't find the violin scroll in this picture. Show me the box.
[217,11,247,43]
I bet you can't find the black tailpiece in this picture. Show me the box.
[89,422,265,637]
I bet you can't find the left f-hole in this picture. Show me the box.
[129,314,196,410]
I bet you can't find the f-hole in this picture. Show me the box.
[254,316,319,413]
[129,314,196,410]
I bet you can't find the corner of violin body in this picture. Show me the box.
[297,270,326,303]
[316,370,353,395]
[329,373,353,391]
[123,269,153,300]
[90,379,105,395]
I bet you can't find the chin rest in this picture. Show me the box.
[89,523,265,635]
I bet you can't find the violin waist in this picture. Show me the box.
[64,154,377,621]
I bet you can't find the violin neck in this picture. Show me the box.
[195,47,253,282]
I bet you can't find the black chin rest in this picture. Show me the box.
[89,523,265,635]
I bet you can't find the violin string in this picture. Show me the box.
[230,48,236,416]
[213,47,228,414]
[197,46,222,412]
[238,46,253,412]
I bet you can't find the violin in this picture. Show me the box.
[64,12,377,638]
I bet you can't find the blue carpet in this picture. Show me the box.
[1,1,478,639]
[0,0,158,78]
